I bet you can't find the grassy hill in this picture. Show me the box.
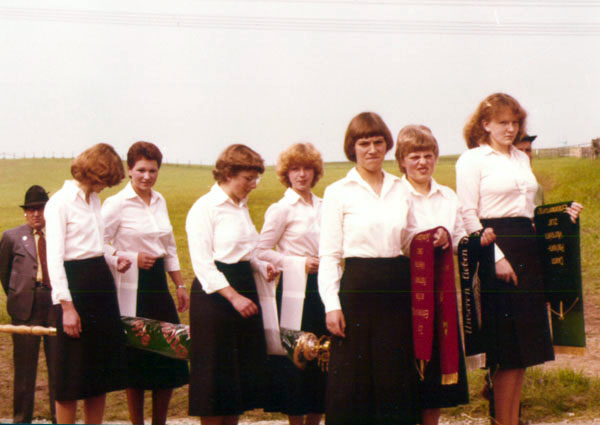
[0,156,598,422]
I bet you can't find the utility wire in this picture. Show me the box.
[0,7,599,36]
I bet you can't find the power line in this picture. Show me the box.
[0,7,599,36]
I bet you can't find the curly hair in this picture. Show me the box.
[275,142,324,188]
[394,125,439,174]
[127,141,163,169]
[212,144,265,183]
[344,112,394,162]
[463,93,527,149]
[71,143,125,187]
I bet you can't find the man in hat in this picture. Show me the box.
[0,185,57,424]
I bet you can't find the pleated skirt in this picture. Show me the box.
[326,256,421,425]
[188,261,267,417]
[480,217,554,369]
[264,273,328,416]
[127,258,190,389]
[55,256,127,401]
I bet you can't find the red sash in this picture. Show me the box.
[410,227,459,385]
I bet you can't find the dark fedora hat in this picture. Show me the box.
[520,134,537,143]
[20,185,49,209]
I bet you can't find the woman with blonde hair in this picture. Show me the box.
[319,112,421,425]
[45,143,130,424]
[456,93,582,425]
[257,142,326,425]
[186,144,279,425]
[102,141,190,425]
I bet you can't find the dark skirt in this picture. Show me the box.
[127,258,189,390]
[419,311,469,409]
[326,256,421,425]
[55,256,127,401]
[480,217,554,369]
[188,261,267,417]
[264,273,327,416]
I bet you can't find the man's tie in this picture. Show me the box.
[36,230,51,288]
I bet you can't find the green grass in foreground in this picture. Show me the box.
[0,156,599,422]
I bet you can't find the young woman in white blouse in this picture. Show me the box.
[395,125,496,425]
[318,112,421,425]
[256,142,326,425]
[186,144,278,425]
[456,93,582,425]
[44,143,130,424]
[102,141,189,425]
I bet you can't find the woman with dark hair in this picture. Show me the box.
[456,93,582,425]
[257,142,326,425]
[45,143,130,424]
[318,112,421,425]
[186,144,279,425]
[102,141,190,425]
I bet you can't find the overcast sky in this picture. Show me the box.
[1,0,599,164]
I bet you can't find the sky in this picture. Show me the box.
[0,0,599,165]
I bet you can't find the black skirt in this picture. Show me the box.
[188,261,267,417]
[326,257,421,425]
[55,256,127,401]
[419,311,469,409]
[480,217,554,369]
[127,258,189,389]
[264,273,327,416]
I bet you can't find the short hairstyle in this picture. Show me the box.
[275,142,324,188]
[394,125,439,174]
[127,141,163,169]
[71,143,125,187]
[463,93,527,149]
[213,144,265,183]
[344,112,394,162]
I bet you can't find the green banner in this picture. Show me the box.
[534,202,586,354]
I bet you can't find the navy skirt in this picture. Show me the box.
[264,273,328,416]
[126,258,189,389]
[326,256,421,425]
[480,217,554,369]
[55,256,127,401]
[188,261,267,417]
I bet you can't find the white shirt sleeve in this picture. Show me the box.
[456,150,505,262]
[318,185,344,313]
[256,202,289,270]
[101,195,135,269]
[45,197,72,303]
[186,200,231,294]
[161,202,181,272]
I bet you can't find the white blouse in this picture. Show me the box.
[401,175,467,254]
[45,180,106,304]
[456,144,538,261]
[186,183,267,294]
[256,188,321,268]
[318,168,416,313]
[102,182,180,272]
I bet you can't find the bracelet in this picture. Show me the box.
[176,284,187,289]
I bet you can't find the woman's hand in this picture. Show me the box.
[305,256,320,274]
[138,252,157,270]
[432,228,450,250]
[480,228,496,247]
[61,301,82,338]
[566,202,583,224]
[496,258,518,286]
[231,293,259,318]
[176,287,190,313]
[266,263,280,282]
[326,309,346,338]
[116,256,132,273]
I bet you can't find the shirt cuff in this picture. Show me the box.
[323,296,342,313]
[494,244,505,263]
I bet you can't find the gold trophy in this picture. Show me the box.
[280,327,331,371]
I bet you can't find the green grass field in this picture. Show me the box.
[0,156,599,422]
